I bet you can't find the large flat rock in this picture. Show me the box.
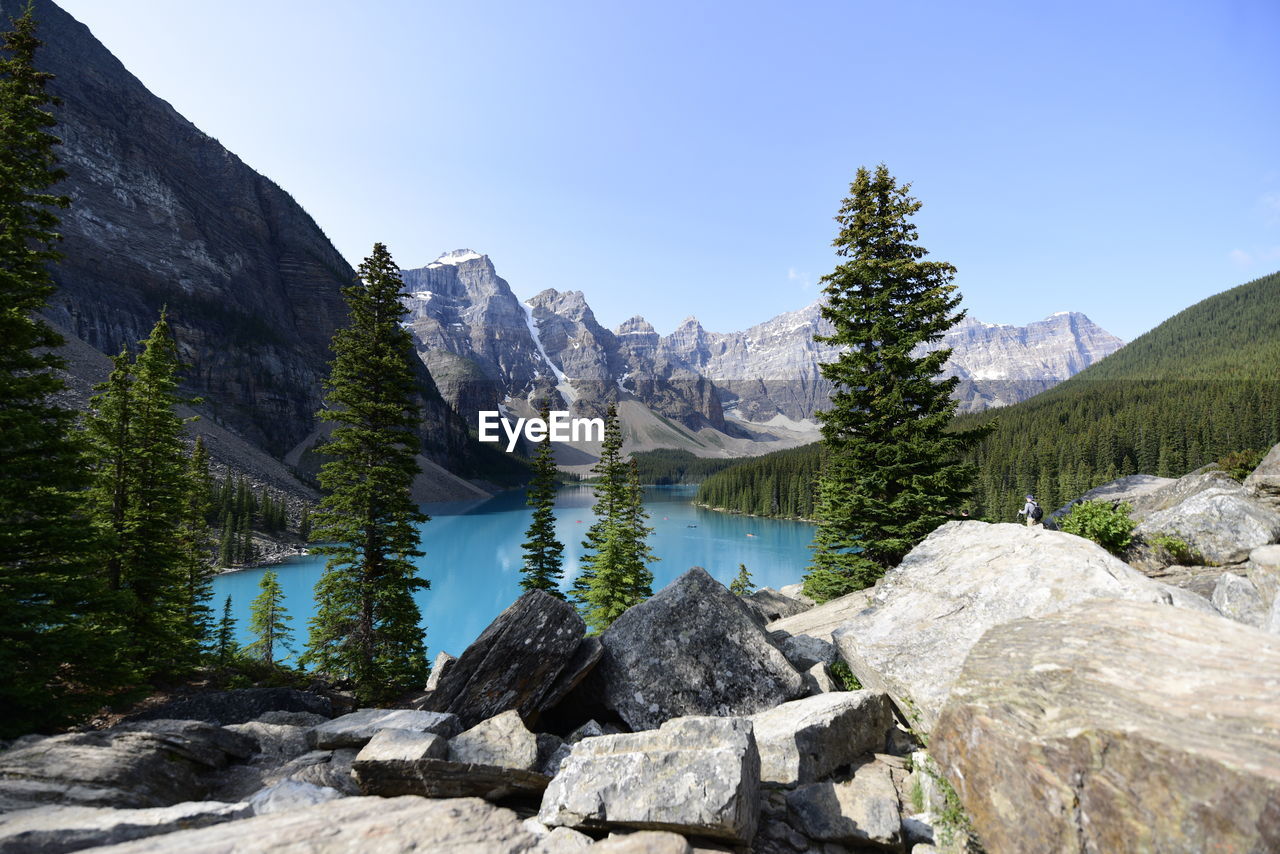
[84,796,537,853]
[0,801,250,853]
[425,590,588,728]
[591,567,806,731]
[310,709,460,750]
[767,589,873,644]
[748,692,893,786]
[932,599,1280,854]
[1244,442,1280,510]
[0,720,254,813]
[1134,486,1280,565]
[538,716,760,843]
[831,521,1216,733]
[1047,473,1175,524]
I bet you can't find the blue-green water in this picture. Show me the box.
[211,485,816,660]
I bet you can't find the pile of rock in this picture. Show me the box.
[4,443,1280,853]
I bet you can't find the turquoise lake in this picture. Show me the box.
[211,485,816,661]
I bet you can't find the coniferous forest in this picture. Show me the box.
[698,271,1280,523]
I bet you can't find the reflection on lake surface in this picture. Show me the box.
[211,485,817,660]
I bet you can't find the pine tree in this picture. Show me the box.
[729,563,754,596]
[177,436,215,656]
[245,570,293,664]
[803,165,983,603]
[215,595,238,667]
[297,504,311,541]
[0,6,112,735]
[301,243,430,702]
[574,409,655,632]
[85,312,195,676]
[520,407,565,596]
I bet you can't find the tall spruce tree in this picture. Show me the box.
[215,595,238,667]
[85,313,196,676]
[0,6,110,735]
[574,408,655,632]
[246,570,293,664]
[178,436,215,655]
[301,243,430,702]
[520,407,565,596]
[803,165,981,602]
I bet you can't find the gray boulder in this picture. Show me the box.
[353,729,447,763]
[246,780,343,815]
[84,796,538,853]
[932,599,1280,854]
[352,714,548,801]
[589,831,692,853]
[804,663,836,695]
[222,722,310,762]
[0,801,250,853]
[743,588,810,624]
[785,760,903,850]
[260,750,360,796]
[254,711,329,728]
[1211,573,1268,628]
[1247,543,1280,606]
[538,716,760,843]
[310,708,460,749]
[1134,486,1280,565]
[832,521,1216,734]
[1244,442,1280,509]
[590,567,806,730]
[1048,473,1175,525]
[448,711,539,771]
[748,692,893,786]
[777,633,837,671]
[1127,470,1244,519]
[778,583,817,607]
[0,720,254,813]
[425,590,589,728]
[425,652,456,692]
[767,589,873,643]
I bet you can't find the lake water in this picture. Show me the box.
[211,485,817,661]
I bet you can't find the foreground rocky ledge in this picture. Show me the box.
[4,442,1280,853]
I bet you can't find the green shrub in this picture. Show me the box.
[1059,500,1136,555]
[829,660,863,691]
[1215,448,1267,482]
[1146,532,1203,566]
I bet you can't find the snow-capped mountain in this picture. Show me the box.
[399,250,1125,458]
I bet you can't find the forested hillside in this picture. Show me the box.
[694,443,822,519]
[963,271,1280,519]
[694,272,1280,522]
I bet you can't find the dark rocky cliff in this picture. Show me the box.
[12,0,512,483]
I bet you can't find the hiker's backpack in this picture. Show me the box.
[1030,502,1044,522]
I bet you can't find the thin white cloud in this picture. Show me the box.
[1229,249,1253,267]
[788,268,811,291]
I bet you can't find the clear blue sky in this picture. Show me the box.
[58,0,1280,342]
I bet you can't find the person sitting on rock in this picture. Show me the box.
[1016,494,1043,527]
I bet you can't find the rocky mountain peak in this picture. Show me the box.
[616,316,657,336]
[426,249,487,268]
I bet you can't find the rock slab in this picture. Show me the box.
[538,716,760,843]
[832,521,1215,733]
[426,590,588,728]
[1244,441,1280,509]
[1134,486,1280,565]
[84,796,537,853]
[592,567,805,730]
[932,599,1280,854]
[748,692,893,786]
[0,720,254,813]
[785,760,903,850]
[310,708,460,749]
[0,801,250,854]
